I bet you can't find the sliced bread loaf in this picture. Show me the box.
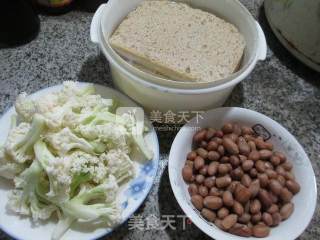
[109,0,246,82]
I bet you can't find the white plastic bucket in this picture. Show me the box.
[90,0,267,112]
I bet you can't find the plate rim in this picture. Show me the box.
[0,82,160,240]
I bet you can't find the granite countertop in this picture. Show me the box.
[0,0,319,239]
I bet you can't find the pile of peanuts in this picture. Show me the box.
[182,123,300,238]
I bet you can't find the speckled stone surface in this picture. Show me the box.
[0,0,319,240]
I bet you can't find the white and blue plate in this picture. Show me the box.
[0,83,160,240]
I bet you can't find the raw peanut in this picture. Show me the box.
[280,188,293,203]
[252,224,270,238]
[221,214,238,230]
[187,151,197,161]
[188,184,199,196]
[258,190,273,209]
[216,176,232,188]
[284,171,295,181]
[209,187,221,197]
[213,137,223,145]
[224,133,238,142]
[242,126,254,135]
[276,165,286,176]
[269,179,283,195]
[215,130,224,138]
[233,201,244,216]
[238,213,251,224]
[242,160,254,171]
[227,181,240,194]
[222,191,234,207]
[238,137,251,156]
[199,185,209,197]
[248,150,260,161]
[217,207,230,219]
[230,155,240,167]
[194,156,205,170]
[241,174,252,187]
[259,150,273,160]
[244,201,250,213]
[223,138,239,155]
[193,129,206,144]
[250,168,258,178]
[207,141,218,152]
[255,160,266,173]
[233,124,242,135]
[239,155,247,163]
[250,199,261,214]
[205,128,216,141]
[255,139,273,150]
[204,177,215,188]
[235,185,252,204]
[258,173,269,188]
[265,162,274,170]
[274,151,287,163]
[185,160,194,168]
[208,162,219,176]
[217,145,225,156]
[214,219,225,230]
[271,155,281,166]
[249,179,260,198]
[196,148,208,159]
[220,156,230,163]
[251,212,262,223]
[286,180,300,194]
[272,212,282,226]
[218,164,230,175]
[277,175,286,186]
[222,123,234,134]
[266,169,277,179]
[267,204,279,214]
[182,165,193,182]
[204,196,223,210]
[248,141,257,151]
[231,168,244,181]
[199,165,208,175]
[262,212,273,226]
[268,192,278,203]
[280,203,294,220]
[191,195,203,210]
[201,208,216,222]
[200,141,208,148]
[229,224,252,237]
[208,151,220,161]
[195,174,205,184]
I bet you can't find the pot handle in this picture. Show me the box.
[255,21,267,61]
[90,3,109,44]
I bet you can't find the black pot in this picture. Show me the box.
[0,0,40,48]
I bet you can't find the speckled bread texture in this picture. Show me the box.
[109,0,246,83]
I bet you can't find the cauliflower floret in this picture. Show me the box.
[101,149,135,184]
[0,146,24,179]
[46,128,103,156]
[15,93,38,122]
[97,123,130,153]
[69,151,107,184]
[7,189,30,215]
[34,140,72,203]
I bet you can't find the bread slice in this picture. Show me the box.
[109,0,246,82]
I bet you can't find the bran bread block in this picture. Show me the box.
[109,0,246,83]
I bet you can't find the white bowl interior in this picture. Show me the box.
[100,0,259,89]
[169,107,317,240]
